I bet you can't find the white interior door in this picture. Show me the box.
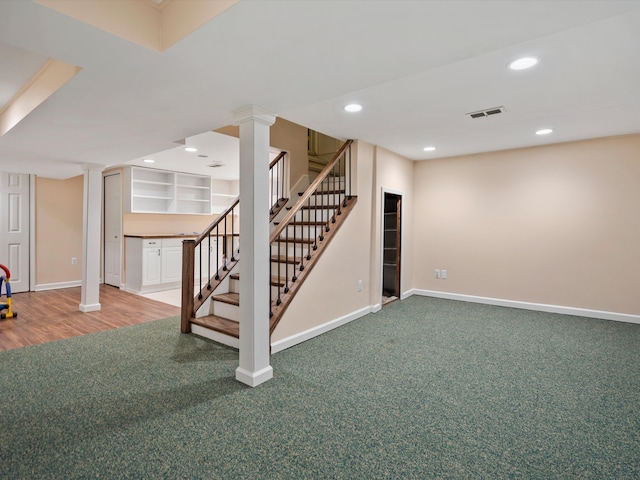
[103,173,122,287]
[0,173,30,293]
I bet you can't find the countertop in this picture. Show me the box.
[124,233,239,239]
[124,233,198,239]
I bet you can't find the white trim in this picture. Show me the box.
[191,323,239,349]
[79,302,101,312]
[379,188,404,307]
[35,280,82,291]
[271,305,373,353]
[232,105,276,127]
[235,365,273,387]
[407,289,640,325]
[29,175,36,292]
[371,303,382,313]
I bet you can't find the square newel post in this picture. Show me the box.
[234,106,276,387]
[79,163,104,312]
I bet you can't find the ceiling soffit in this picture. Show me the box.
[0,57,80,137]
[34,0,239,52]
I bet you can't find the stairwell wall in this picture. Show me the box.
[216,117,309,196]
[271,141,376,345]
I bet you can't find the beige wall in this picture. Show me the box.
[269,118,309,192]
[35,175,84,285]
[412,134,640,316]
[272,140,376,342]
[216,117,309,194]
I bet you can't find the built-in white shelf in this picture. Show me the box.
[124,166,212,215]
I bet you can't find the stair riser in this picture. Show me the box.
[281,224,327,238]
[302,193,346,207]
[228,277,283,297]
[294,209,339,222]
[271,243,315,258]
[191,324,239,350]
[212,301,239,322]
[271,262,299,278]
[318,176,346,185]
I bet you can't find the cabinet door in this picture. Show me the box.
[142,247,162,285]
[161,247,182,284]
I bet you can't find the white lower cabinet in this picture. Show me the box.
[161,240,182,284]
[142,241,162,286]
[125,237,184,293]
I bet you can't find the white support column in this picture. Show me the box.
[233,105,276,387]
[79,163,104,312]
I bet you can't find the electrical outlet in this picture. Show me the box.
[435,269,440,279]
[357,280,362,292]
[441,269,447,279]
[71,257,77,266]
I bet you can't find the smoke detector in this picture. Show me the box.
[207,162,225,168]
[466,106,506,119]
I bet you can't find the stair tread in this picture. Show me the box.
[275,237,315,244]
[212,292,240,306]
[229,273,287,286]
[271,255,301,264]
[191,314,239,338]
[274,221,325,226]
[299,190,346,196]
[301,204,341,210]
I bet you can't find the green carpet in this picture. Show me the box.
[1,296,639,479]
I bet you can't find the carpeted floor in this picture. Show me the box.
[1,296,639,479]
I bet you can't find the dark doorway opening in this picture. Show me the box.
[382,192,401,306]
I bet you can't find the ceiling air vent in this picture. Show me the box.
[466,106,506,119]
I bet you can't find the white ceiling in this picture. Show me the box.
[1,0,640,180]
[0,43,49,107]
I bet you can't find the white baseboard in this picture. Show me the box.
[371,303,382,313]
[35,280,82,291]
[235,365,273,387]
[271,305,373,353]
[400,290,412,301]
[79,303,101,312]
[407,289,640,325]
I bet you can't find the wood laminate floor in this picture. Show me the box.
[0,285,180,351]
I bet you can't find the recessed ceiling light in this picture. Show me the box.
[143,158,155,163]
[508,57,539,70]
[423,146,436,152]
[344,104,362,112]
[184,147,197,152]
[536,128,554,135]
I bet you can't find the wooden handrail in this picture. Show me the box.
[195,196,239,245]
[269,151,286,169]
[269,139,352,243]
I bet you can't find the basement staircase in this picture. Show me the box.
[180,140,356,347]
